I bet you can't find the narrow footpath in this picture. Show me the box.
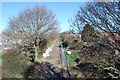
[41,39,62,68]
[32,38,70,78]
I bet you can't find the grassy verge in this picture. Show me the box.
[64,49,81,78]
[2,49,29,78]
[0,50,2,73]
[66,52,77,66]
[0,50,2,65]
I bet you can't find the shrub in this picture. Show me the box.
[77,43,120,78]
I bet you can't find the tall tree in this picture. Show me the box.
[2,5,58,61]
[81,24,99,43]
[69,2,120,78]
[69,2,120,49]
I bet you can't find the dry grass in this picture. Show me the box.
[2,49,29,78]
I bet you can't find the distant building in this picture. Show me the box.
[0,32,11,50]
[0,45,10,50]
[100,32,120,43]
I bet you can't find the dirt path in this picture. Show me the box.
[41,39,61,68]
[38,39,70,78]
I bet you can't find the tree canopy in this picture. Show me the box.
[2,5,58,61]
[69,2,120,49]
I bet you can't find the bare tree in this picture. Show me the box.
[69,2,120,78]
[69,2,120,49]
[2,5,58,61]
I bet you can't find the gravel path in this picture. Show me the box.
[39,39,70,78]
[41,39,61,68]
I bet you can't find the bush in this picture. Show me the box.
[30,48,35,62]
[60,33,84,51]
[77,43,120,78]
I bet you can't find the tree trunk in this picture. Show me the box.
[34,44,38,62]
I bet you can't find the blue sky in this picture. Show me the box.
[1,2,86,32]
